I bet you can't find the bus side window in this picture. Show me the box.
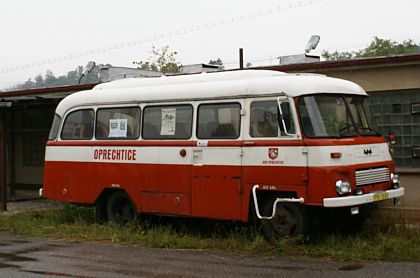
[250,101,279,138]
[96,107,141,140]
[142,105,193,140]
[61,109,94,140]
[197,103,241,139]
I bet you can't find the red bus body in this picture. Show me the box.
[42,70,404,234]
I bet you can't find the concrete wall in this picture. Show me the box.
[399,174,420,208]
[317,64,420,92]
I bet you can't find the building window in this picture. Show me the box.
[142,105,193,139]
[197,103,241,139]
[369,91,420,168]
[96,107,141,140]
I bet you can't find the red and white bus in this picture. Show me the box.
[42,70,404,238]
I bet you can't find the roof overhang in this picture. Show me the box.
[0,83,98,102]
[254,53,420,72]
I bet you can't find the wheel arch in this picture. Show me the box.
[94,188,135,223]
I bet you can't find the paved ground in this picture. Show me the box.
[2,199,62,215]
[0,233,419,278]
[0,198,419,277]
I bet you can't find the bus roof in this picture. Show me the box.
[55,70,367,116]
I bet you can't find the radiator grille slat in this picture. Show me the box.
[355,167,389,186]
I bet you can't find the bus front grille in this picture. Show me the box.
[355,167,389,186]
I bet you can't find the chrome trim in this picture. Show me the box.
[323,187,404,207]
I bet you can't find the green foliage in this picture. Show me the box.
[321,50,354,61]
[133,45,181,74]
[356,37,420,57]
[58,203,96,224]
[322,37,420,61]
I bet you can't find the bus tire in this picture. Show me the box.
[106,191,138,227]
[261,202,308,242]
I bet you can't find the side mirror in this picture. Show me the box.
[277,98,296,136]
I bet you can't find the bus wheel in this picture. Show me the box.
[106,191,138,227]
[261,202,308,241]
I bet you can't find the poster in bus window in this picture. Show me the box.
[161,108,176,135]
[109,119,128,137]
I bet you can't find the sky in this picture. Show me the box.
[0,0,419,90]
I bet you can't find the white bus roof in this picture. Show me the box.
[55,70,367,116]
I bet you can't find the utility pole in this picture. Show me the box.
[239,48,244,70]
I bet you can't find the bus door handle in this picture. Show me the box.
[243,141,256,146]
[193,149,203,164]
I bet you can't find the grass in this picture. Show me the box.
[0,204,419,262]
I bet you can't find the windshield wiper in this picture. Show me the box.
[338,124,357,138]
[358,126,381,136]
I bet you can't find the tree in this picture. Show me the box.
[322,37,420,61]
[321,50,353,61]
[34,74,44,86]
[6,66,100,91]
[44,70,57,86]
[133,45,181,74]
[208,58,224,69]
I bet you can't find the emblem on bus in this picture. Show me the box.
[268,148,279,160]
[363,149,373,155]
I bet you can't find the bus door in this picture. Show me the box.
[191,102,243,220]
[276,96,308,188]
[243,97,307,201]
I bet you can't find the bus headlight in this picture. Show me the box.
[390,173,400,189]
[336,180,351,195]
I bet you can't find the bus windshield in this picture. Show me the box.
[297,94,379,138]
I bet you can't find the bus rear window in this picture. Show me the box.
[48,114,61,141]
[61,109,94,140]
[96,107,141,140]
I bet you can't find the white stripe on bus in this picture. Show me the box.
[45,143,391,167]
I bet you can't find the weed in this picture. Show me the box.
[0,205,418,262]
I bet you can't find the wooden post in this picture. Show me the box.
[0,109,6,211]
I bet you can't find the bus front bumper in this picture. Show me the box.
[323,187,404,208]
